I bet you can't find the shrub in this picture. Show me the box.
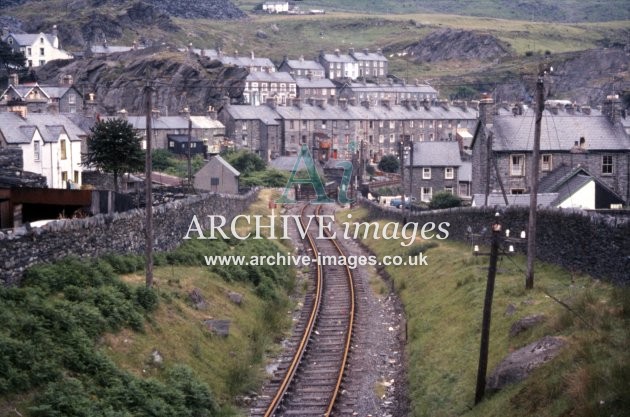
[429,191,462,209]
[377,154,399,173]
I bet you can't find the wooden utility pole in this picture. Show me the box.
[526,74,545,289]
[144,80,154,288]
[474,218,501,404]
[187,115,193,189]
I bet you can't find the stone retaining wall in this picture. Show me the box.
[0,189,259,285]
[360,199,630,285]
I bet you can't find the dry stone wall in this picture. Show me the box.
[361,199,630,285]
[0,189,258,285]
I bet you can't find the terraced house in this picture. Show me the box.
[219,97,478,163]
[1,74,83,114]
[471,96,630,208]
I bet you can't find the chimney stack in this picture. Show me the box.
[478,94,495,126]
[602,95,622,124]
[8,73,18,86]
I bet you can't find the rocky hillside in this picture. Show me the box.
[147,0,246,19]
[36,46,248,115]
[401,29,514,62]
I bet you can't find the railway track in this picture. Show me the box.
[251,203,357,417]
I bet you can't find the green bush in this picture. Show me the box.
[429,191,462,209]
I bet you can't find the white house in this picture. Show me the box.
[3,26,73,68]
[0,110,86,188]
[262,1,289,13]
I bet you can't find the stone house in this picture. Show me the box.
[294,76,336,101]
[194,155,240,194]
[278,55,326,79]
[0,109,86,188]
[219,51,276,73]
[336,79,438,105]
[404,141,465,203]
[471,96,630,206]
[217,104,281,161]
[262,1,290,13]
[348,48,388,79]
[242,71,297,106]
[2,26,73,67]
[220,98,477,165]
[1,74,83,114]
[317,49,359,80]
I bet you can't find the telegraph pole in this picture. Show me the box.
[474,217,501,404]
[144,79,154,288]
[187,114,193,190]
[526,69,547,289]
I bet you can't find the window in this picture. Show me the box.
[302,120,307,127]
[410,120,414,128]
[541,154,552,171]
[445,167,454,179]
[422,167,431,179]
[27,47,31,56]
[602,155,613,174]
[74,170,79,183]
[290,120,295,129]
[389,133,395,143]
[459,183,470,197]
[34,141,41,161]
[421,187,433,202]
[379,134,384,143]
[510,154,525,176]
[419,133,424,142]
[210,177,220,186]
[290,135,296,143]
[241,123,247,131]
[68,93,76,104]
[444,186,454,194]
[60,139,67,159]
[379,120,384,128]
[61,171,68,182]
[511,189,525,194]
[389,120,395,129]
[40,48,44,56]
[39,60,45,66]
[322,120,327,129]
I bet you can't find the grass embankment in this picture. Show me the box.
[342,206,629,417]
[0,189,295,416]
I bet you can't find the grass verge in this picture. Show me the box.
[341,206,629,417]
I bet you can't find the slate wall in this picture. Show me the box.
[360,198,630,285]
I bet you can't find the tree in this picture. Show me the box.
[222,149,266,175]
[378,154,399,173]
[83,119,144,192]
[429,191,462,209]
[0,39,27,80]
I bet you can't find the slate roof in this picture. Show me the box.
[275,102,477,121]
[116,115,223,130]
[283,58,324,71]
[295,78,336,89]
[491,108,630,151]
[269,156,299,171]
[472,193,559,207]
[538,164,623,206]
[350,50,388,62]
[2,83,79,100]
[344,82,437,95]
[222,105,280,125]
[90,45,137,54]
[246,71,296,83]
[0,112,85,144]
[410,141,462,167]
[320,52,355,63]
[4,33,55,46]
[211,155,240,176]
[220,55,275,69]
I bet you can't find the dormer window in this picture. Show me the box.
[40,37,44,44]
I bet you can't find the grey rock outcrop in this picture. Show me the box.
[402,29,514,62]
[486,336,566,392]
[509,314,546,337]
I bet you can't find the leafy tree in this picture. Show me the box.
[429,191,462,209]
[222,149,266,175]
[83,119,144,192]
[378,154,399,173]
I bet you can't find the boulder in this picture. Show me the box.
[204,319,231,337]
[188,288,207,310]
[228,291,244,305]
[487,336,566,392]
[509,314,546,337]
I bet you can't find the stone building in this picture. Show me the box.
[348,47,388,79]
[278,55,326,79]
[2,26,73,67]
[1,74,84,114]
[317,49,359,80]
[218,104,282,161]
[336,79,438,105]
[471,96,630,206]
[242,71,297,106]
[194,155,240,194]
